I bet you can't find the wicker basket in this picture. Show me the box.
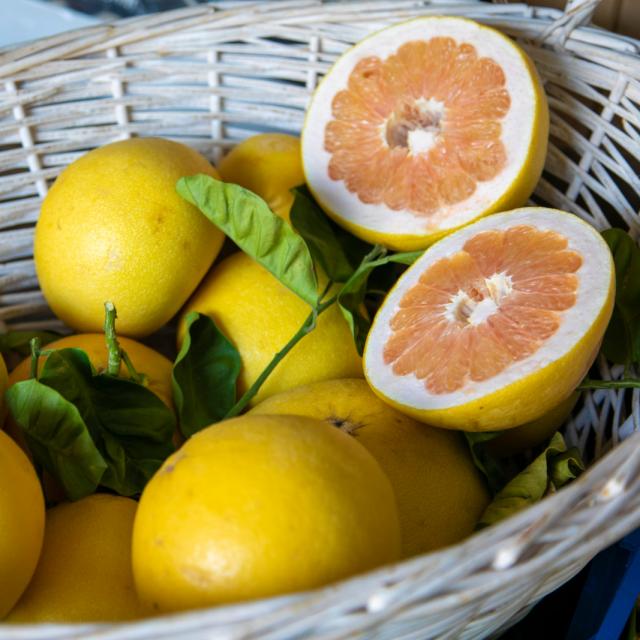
[0,0,639,638]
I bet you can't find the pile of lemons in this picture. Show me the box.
[0,133,500,622]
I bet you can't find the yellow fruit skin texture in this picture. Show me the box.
[485,392,580,458]
[303,17,549,251]
[250,379,489,557]
[0,430,45,619]
[132,414,400,612]
[6,494,149,623]
[34,137,224,337]
[218,133,304,221]
[365,218,615,431]
[178,252,362,405]
[7,333,173,410]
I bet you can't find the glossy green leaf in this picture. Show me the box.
[38,348,175,497]
[172,312,241,438]
[477,432,584,528]
[0,330,61,357]
[177,174,319,307]
[338,246,422,354]
[5,379,107,500]
[289,186,369,282]
[602,228,640,366]
[463,431,508,495]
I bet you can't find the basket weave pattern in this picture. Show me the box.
[0,1,639,638]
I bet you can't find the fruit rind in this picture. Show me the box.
[364,208,615,431]
[302,16,549,251]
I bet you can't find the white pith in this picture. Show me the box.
[445,272,513,326]
[364,208,613,410]
[303,17,538,237]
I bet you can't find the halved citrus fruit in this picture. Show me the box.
[302,17,549,251]
[364,208,614,431]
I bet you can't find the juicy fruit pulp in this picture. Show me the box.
[0,430,45,618]
[384,225,581,395]
[218,133,304,221]
[34,137,224,337]
[303,17,548,250]
[250,379,490,557]
[178,251,362,405]
[364,208,615,431]
[326,40,508,216]
[132,414,400,612]
[6,494,148,623]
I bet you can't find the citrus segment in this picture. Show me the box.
[325,39,509,215]
[364,208,614,431]
[383,226,582,395]
[303,17,549,250]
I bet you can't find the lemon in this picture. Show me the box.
[218,134,304,221]
[132,414,400,612]
[34,137,224,337]
[251,379,489,557]
[7,333,173,409]
[0,430,45,618]
[7,494,148,622]
[364,209,614,430]
[178,251,362,405]
[4,334,176,503]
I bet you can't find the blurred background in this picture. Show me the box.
[1,0,638,48]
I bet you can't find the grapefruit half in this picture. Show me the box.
[363,208,614,431]
[302,17,549,250]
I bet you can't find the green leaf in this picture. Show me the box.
[289,186,369,282]
[602,228,640,366]
[0,330,61,357]
[463,431,509,495]
[172,312,241,438]
[477,432,584,528]
[5,379,107,500]
[177,174,319,307]
[38,348,175,497]
[338,246,422,354]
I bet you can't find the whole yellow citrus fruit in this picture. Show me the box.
[34,137,224,337]
[0,430,45,618]
[178,251,362,405]
[6,494,148,623]
[7,333,173,410]
[4,334,176,503]
[218,133,304,221]
[251,378,490,557]
[132,414,400,612]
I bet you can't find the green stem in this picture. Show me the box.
[104,301,121,376]
[225,291,338,418]
[579,378,640,390]
[29,337,41,379]
[121,349,146,385]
